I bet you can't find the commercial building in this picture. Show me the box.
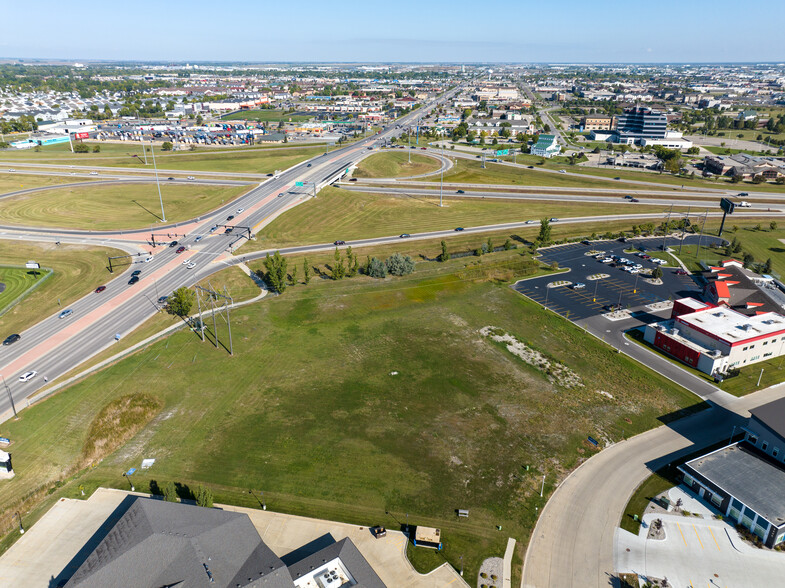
[703,153,785,180]
[643,297,785,376]
[702,260,785,315]
[579,115,616,132]
[614,106,668,144]
[63,498,385,588]
[530,134,561,158]
[679,396,785,547]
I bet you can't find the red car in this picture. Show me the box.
[420,147,427,150]
[95,285,106,293]
[176,246,186,254]
[675,269,689,276]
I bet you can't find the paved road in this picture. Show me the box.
[0,89,461,420]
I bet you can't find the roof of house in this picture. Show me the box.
[682,442,785,526]
[287,538,386,588]
[64,498,292,588]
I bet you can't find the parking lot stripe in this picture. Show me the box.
[692,524,704,549]
[677,522,687,546]
[708,526,721,551]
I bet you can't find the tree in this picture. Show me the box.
[487,236,494,253]
[743,252,755,267]
[385,253,415,276]
[367,257,386,278]
[770,221,778,231]
[196,114,204,125]
[73,143,89,153]
[439,240,450,262]
[262,251,288,293]
[167,287,195,317]
[161,141,173,151]
[332,247,345,280]
[652,267,663,280]
[538,218,551,244]
[163,481,178,502]
[195,484,213,508]
[92,144,100,153]
[303,258,311,285]
[764,258,773,274]
[288,266,298,286]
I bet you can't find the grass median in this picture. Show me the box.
[0,183,250,230]
[0,247,704,579]
[353,151,442,178]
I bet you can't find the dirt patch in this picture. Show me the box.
[81,393,163,468]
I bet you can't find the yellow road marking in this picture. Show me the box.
[446,579,457,585]
[693,525,704,549]
[708,526,721,550]
[677,522,687,545]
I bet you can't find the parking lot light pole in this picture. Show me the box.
[593,278,600,302]
[149,141,166,222]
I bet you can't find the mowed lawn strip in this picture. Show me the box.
[0,183,250,230]
[0,240,125,336]
[0,173,96,195]
[254,186,673,248]
[0,251,703,580]
[353,151,442,179]
[0,267,48,314]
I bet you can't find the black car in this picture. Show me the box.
[167,177,175,181]
[157,295,169,304]
[3,334,20,346]
[455,227,465,232]
[131,270,142,277]
[457,189,465,194]
[333,240,346,245]
[169,240,178,247]
[128,276,140,285]
[307,163,312,167]
[225,227,234,234]
[226,215,235,221]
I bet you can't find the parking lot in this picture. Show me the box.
[513,235,725,321]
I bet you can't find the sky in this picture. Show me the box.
[2,0,784,64]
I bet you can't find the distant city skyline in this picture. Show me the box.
[2,0,785,63]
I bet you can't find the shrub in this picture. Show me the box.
[195,485,213,508]
[163,481,178,502]
[385,253,415,276]
[367,257,387,278]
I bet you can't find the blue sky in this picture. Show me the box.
[3,0,784,63]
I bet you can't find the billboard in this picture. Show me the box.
[75,132,89,139]
[720,197,735,215]
[25,261,40,269]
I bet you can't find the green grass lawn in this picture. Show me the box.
[0,250,703,580]
[0,143,324,174]
[353,151,441,179]
[0,266,51,315]
[0,240,124,337]
[252,186,660,248]
[0,173,96,195]
[221,110,311,122]
[0,183,249,230]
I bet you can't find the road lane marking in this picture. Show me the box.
[708,526,721,550]
[677,523,687,546]
[692,525,704,549]
[446,579,457,585]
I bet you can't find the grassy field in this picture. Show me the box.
[0,240,124,337]
[0,249,703,580]
[0,173,95,195]
[251,186,661,248]
[0,266,50,315]
[0,183,249,230]
[0,143,324,175]
[222,110,311,122]
[353,151,442,179]
[423,158,652,190]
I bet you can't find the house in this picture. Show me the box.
[530,134,561,158]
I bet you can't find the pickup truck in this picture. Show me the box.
[738,201,752,208]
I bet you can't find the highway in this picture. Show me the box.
[0,88,460,420]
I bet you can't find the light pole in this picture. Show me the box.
[149,141,166,222]
[1,375,16,418]
[439,144,444,208]
[16,512,23,534]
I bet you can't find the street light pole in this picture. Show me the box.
[1,375,16,418]
[149,141,166,222]
[440,144,444,207]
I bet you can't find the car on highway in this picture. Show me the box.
[169,241,178,247]
[549,218,559,222]
[89,171,98,176]
[307,163,312,167]
[186,262,196,269]
[128,275,140,285]
[454,227,464,232]
[131,270,142,277]
[158,295,169,304]
[527,166,534,169]
[456,190,465,194]
[558,170,566,174]
[7,168,15,172]
[182,258,192,265]
[525,220,535,224]
[420,147,426,150]
[624,195,633,200]
[225,227,234,234]
[226,215,235,221]
[236,208,244,213]
[194,235,203,242]
[95,285,106,293]
[333,240,346,245]
[167,177,175,181]
[187,176,195,181]
[572,283,586,289]
[614,177,621,180]
[209,226,218,233]
[18,371,37,383]
[630,198,639,202]
[399,233,411,238]
[3,334,20,346]
[176,246,186,253]
[143,255,153,263]
[349,178,358,182]
[58,309,73,319]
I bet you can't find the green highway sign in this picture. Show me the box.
[295,182,304,187]
[496,149,509,155]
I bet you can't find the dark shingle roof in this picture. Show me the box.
[64,498,292,588]
[286,538,386,588]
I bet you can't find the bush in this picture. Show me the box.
[92,145,101,153]
[367,257,387,278]
[73,143,89,153]
[161,141,173,151]
[195,484,213,508]
[385,253,415,276]
[163,481,178,502]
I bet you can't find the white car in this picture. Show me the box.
[89,171,98,176]
[558,170,566,174]
[236,207,245,213]
[194,235,204,242]
[7,168,15,172]
[19,371,37,382]
[186,262,196,269]
[143,255,153,263]
[187,176,195,181]
[182,258,192,265]
[602,257,614,263]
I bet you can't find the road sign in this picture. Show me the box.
[496,149,509,155]
[295,182,304,187]
[25,261,39,269]
[587,436,599,447]
[125,468,136,476]
[720,197,735,214]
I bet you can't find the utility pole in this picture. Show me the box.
[661,203,673,252]
[150,141,166,222]
[1,375,16,418]
[678,206,691,255]
[440,144,444,207]
[696,209,709,259]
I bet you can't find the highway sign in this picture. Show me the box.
[496,149,509,155]
[720,198,735,214]
[295,182,304,187]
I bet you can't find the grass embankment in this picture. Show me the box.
[0,183,249,230]
[0,267,51,316]
[0,143,324,175]
[0,173,94,195]
[222,110,311,122]
[0,241,124,336]
[0,248,703,580]
[353,151,441,179]
[250,186,654,249]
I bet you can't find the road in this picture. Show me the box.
[0,89,461,420]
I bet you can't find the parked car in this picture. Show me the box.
[572,282,586,289]
[3,334,21,346]
[675,269,689,276]
[18,371,37,382]
[95,285,106,293]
